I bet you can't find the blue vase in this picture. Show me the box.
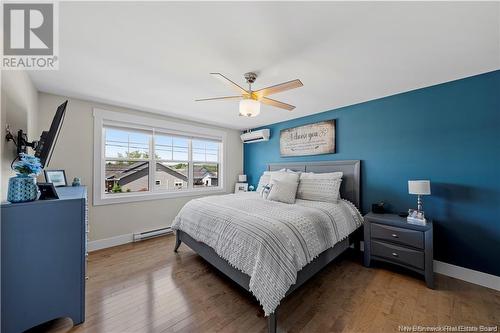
[7,174,38,203]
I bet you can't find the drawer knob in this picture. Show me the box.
[391,233,398,238]
[392,252,399,257]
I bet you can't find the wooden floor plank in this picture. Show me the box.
[27,234,500,333]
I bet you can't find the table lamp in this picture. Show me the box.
[238,174,247,183]
[408,180,431,224]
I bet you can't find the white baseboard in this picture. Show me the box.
[434,260,500,291]
[88,233,134,252]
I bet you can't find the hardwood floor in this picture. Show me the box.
[29,234,499,333]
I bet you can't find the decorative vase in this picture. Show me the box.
[7,174,38,203]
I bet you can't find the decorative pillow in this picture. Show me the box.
[256,170,300,193]
[267,179,299,204]
[270,171,300,184]
[256,171,272,193]
[297,172,343,203]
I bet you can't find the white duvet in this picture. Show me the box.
[171,192,363,315]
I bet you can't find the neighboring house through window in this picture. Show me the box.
[93,109,226,205]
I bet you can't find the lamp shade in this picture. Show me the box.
[238,174,247,182]
[239,99,261,117]
[408,180,431,195]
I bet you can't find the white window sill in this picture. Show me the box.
[93,187,226,206]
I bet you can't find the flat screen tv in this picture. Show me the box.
[35,100,68,167]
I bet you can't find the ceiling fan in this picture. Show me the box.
[196,72,303,117]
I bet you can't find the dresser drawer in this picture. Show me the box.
[371,223,424,249]
[371,240,424,270]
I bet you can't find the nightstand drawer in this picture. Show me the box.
[372,240,424,270]
[371,223,424,249]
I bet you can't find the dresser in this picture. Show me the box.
[1,186,88,333]
[363,212,434,288]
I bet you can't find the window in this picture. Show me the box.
[192,139,219,188]
[94,109,226,205]
[104,128,151,194]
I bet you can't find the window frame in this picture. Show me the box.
[93,108,226,205]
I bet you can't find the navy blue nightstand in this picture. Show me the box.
[363,212,434,288]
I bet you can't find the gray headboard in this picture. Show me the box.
[267,160,361,209]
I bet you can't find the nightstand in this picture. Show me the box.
[363,212,434,288]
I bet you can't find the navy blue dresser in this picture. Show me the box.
[1,186,88,333]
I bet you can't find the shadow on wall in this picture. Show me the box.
[4,95,29,149]
[431,182,500,273]
[2,95,29,196]
[432,182,495,204]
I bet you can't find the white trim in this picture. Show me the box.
[94,108,226,140]
[88,233,134,252]
[92,108,227,206]
[434,260,500,291]
[96,188,226,205]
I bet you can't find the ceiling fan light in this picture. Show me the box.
[239,99,261,117]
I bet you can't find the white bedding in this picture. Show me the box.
[171,192,363,315]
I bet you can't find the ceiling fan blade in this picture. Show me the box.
[210,72,249,95]
[195,96,242,102]
[254,79,303,99]
[261,97,295,111]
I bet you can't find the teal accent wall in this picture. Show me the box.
[244,70,500,276]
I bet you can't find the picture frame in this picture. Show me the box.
[234,182,248,193]
[37,183,59,200]
[44,169,67,187]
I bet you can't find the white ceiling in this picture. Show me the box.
[29,2,500,130]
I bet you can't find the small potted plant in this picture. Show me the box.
[7,153,43,203]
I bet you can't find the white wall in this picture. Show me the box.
[1,71,39,201]
[37,92,243,242]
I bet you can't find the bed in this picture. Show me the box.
[172,160,362,333]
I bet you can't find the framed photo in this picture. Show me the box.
[44,170,67,187]
[37,183,59,200]
[234,182,248,193]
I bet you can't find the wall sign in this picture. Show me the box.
[280,120,336,157]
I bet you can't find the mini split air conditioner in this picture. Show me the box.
[240,129,270,143]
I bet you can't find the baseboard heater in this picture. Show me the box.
[133,226,173,242]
